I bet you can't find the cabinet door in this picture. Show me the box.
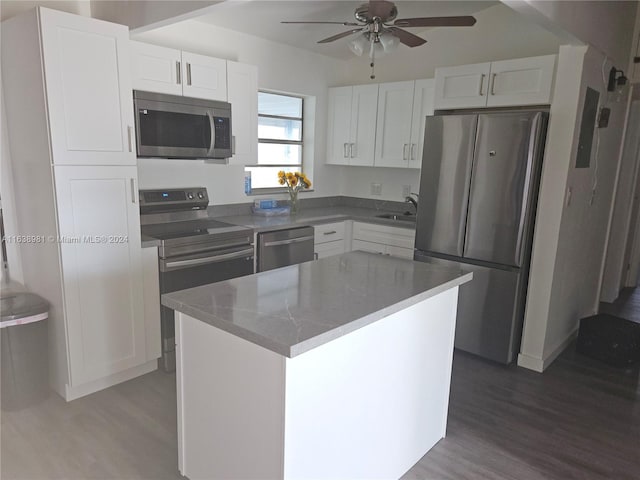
[314,240,346,259]
[352,239,386,255]
[348,84,378,167]
[486,55,556,107]
[181,51,227,101]
[386,245,414,259]
[326,86,353,165]
[39,8,136,166]
[227,61,258,165]
[54,166,146,386]
[374,81,415,168]
[130,41,182,96]
[433,63,491,110]
[352,222,415,249]
[408,79,435,169]
[142,246,161,362]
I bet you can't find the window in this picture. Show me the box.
[245,92,304,190]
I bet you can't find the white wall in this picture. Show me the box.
[89,0,221,33]
[518,45,631,372]
[504,0,638,68]
[0,0,90,21]
[132,20,349,205]
[336,3,562,202]
[600,100,640,302]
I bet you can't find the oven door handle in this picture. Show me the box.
[162,247,254,271]
[207,111,216,154]
[262,235,314,247]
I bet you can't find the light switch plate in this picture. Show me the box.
[371,183,382,195]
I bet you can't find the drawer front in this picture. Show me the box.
[314,221,346,244]
[352,239,386,255]
[352,222,415,249]
[386,245,414,260]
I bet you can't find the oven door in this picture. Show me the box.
[158,245,254,372]
[134,97,231,159]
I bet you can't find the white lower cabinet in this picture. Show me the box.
[314,221,347,259]
[142,246,162,362]
[54,166,154,397]
[352,222,415,259]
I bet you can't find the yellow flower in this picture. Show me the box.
[290,176,298,186]
[278,178,285,185]
[285,172,294,181]
[277,170,285,179]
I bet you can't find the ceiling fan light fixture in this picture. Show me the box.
[379,31,399,52]
[348,33,368,56]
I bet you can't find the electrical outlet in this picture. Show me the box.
[402,185,411,198]
[371,183,382,196]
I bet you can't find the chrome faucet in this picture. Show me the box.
[405,193,419,213]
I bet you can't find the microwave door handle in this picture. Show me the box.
[207,111,216,155]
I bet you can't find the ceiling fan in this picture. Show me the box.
[282,0,476,78]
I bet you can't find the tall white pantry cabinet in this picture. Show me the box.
[2,7,158,401]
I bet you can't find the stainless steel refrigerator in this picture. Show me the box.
[413,110,548,364]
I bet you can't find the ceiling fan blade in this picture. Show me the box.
[393,16,477,28]
[317,29,362,44]
[281,21,361,26]
[367,0,397,21]
[387,27,427,47]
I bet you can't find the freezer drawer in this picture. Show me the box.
[415,114,477,257]
[257,226,315,272]
[414,252,525,364]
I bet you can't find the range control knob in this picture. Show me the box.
[197,192,205,199]
[187,192,194,199]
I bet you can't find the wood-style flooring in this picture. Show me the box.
[2,292,639,479]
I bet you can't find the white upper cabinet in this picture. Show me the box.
[326,86,354,165]
[487,55,556,107]
[130,41,182,96]
[131,43,229,102]
[326,85,378,166]
[39,8,135,166]
[181,51,228,101]
[375,80,434,168]
[374,81,415,168]
[434,55,556,110]
[408,79,435,169]
[226,61,258,165]
[433,63,491,110]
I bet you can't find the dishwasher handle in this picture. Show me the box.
[262,235,314,247]
[161,247,254,272]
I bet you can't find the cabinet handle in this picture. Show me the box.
[187,63,192,86]
[479,74,485,96]
[314,252,319,260]
[127,126,133,152]
[490,73,497,96]
[350,143,356,158]
[323,231,337,235]
[343,143,349,158]
[232,135,236,155]
[130,178,136,204]
[410,144,416,161]
[402,144,408,161]
[176,61,181,84]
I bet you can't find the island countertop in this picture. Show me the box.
[162,251,472,358]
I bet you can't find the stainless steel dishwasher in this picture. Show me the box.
[257,226,315,272]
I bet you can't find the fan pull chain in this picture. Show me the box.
[369,35,376,79]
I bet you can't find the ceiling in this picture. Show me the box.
[195,1,497,60]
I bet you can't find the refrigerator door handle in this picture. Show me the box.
[514,112,541,265]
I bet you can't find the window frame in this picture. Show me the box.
[246,91,306,194]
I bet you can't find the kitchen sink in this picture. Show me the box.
[375,213,416,223]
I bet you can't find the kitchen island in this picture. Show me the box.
[162,251,472,479]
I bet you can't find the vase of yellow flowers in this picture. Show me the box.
[278,171,311,215]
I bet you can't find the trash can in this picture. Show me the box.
[1,290,49,410]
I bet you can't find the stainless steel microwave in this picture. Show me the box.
[133,91,232,160]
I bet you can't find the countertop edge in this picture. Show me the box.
[163,269,472,359]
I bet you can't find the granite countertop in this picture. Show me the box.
[141,205,416,248]
[162,251,472,358]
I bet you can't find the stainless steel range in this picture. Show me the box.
[140,188,254,372]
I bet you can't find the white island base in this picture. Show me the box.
[175,286,460,480]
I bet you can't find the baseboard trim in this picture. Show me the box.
[64,360,157,401]
[517,329,578,373]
